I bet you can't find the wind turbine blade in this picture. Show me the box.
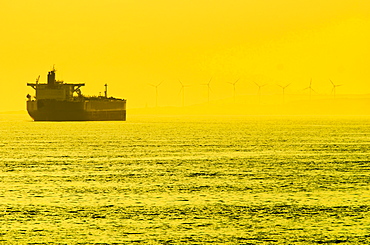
[234,78,240,85]
[330,79,334,86]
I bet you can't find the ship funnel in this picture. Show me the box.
[47,69,56,85]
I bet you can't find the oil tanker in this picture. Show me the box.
[26,68,126,121]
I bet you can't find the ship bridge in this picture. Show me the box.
[27,69,85,101]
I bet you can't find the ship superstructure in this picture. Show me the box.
[26,68,126,121]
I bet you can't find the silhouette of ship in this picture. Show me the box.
[26,68,126,121]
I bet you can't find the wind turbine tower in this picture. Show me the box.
[149,82,162,107]
[201,78,212,103]
[277,83,290,103]
[330,79,342,98]
[254,82,266,101]
[227,79,239,103]
[179,80,190,107]
[304,79,316,100]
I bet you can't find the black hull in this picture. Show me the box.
[27,100,126,121]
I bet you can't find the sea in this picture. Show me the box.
[0,114,369,244]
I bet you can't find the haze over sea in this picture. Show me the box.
[1,113,370,244]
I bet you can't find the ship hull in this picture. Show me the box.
[27,100,126,121]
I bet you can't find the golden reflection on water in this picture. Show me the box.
[1,114,370,243]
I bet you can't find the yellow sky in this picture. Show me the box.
[1,0,369,111]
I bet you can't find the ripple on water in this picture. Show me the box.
[1,115,370,243]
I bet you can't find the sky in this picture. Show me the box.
[1,0,369,111]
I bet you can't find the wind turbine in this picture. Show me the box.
[149,81,162,107]
[201,78,212,103]
[179,80,190,107]
[330,79,342,98]
[277,83,290,103]
[304,79,316,100]
[227,78,239,102]
[254,82,266,101]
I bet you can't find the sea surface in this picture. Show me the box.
[1,114,370,244]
